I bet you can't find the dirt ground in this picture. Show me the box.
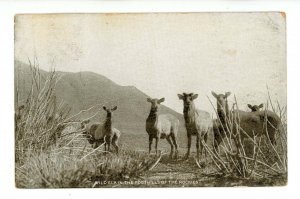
[96,152,287,188]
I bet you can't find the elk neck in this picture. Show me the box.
[225,98,229,116]
[147,107,158,123]
[104,113,113,131]
[217,99,229,125]
[183,103,196,124]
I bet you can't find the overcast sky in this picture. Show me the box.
[15,13,286,114]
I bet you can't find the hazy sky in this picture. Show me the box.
[15,13,286,114]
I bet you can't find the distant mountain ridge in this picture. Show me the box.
[15,61,186,143]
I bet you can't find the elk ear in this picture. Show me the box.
[211,91,218,98]
[225,92,231,98]
[192,94,198,100]
[258,103,264,109]
[147,98,152,103]
[247,104,253,110]
[112,106,118,111]
[103,106,107,111]
[158,98,165,104]
[177,94,184,100]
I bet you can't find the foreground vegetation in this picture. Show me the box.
[15,61,160,188]
[16,147,160,188]
[15,61,287,188]
[202,92,287,181]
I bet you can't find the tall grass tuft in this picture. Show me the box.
[15,60,158,188]
[15,59,71,164]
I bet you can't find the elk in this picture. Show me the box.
[211,91,282,150]
[146,97,179,159]
[81,106,120,154]
[247,103,264,112]
[178,93,213,160]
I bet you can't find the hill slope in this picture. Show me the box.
[15,61,187,150]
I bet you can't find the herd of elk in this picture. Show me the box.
[79,92,283,161]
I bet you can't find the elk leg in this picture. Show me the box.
[149,136,153,154]
[112,135,119,154]
[171,134,178,159]
[202,132,208,159]
[95,141,100,149]
[105,136,111,152]
[268,131,277,145]
[196,135,200,161]
[166,136,174,159]
[155,137,160,155]
[93,142,97,149]
[214,132,222,153]
[185,135,192,159]
[107,141,111,152]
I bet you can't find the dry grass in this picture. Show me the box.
[15,146,157,188]
[15,60,157,188]
[203,92,287,181]
[15,59,71,164]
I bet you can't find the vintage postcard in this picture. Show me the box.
[14,13,287,188]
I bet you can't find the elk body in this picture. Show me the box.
[81,106,120,153]
[146,97,179,159]
[178,93,213,160]
[211,91,282,150]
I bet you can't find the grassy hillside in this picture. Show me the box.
[15,61,188,150]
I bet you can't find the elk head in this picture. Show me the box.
[147,97,165,111]
[178,92,198,108]
[247,103,264,112]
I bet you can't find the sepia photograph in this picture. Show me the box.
[14,13,287,188]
